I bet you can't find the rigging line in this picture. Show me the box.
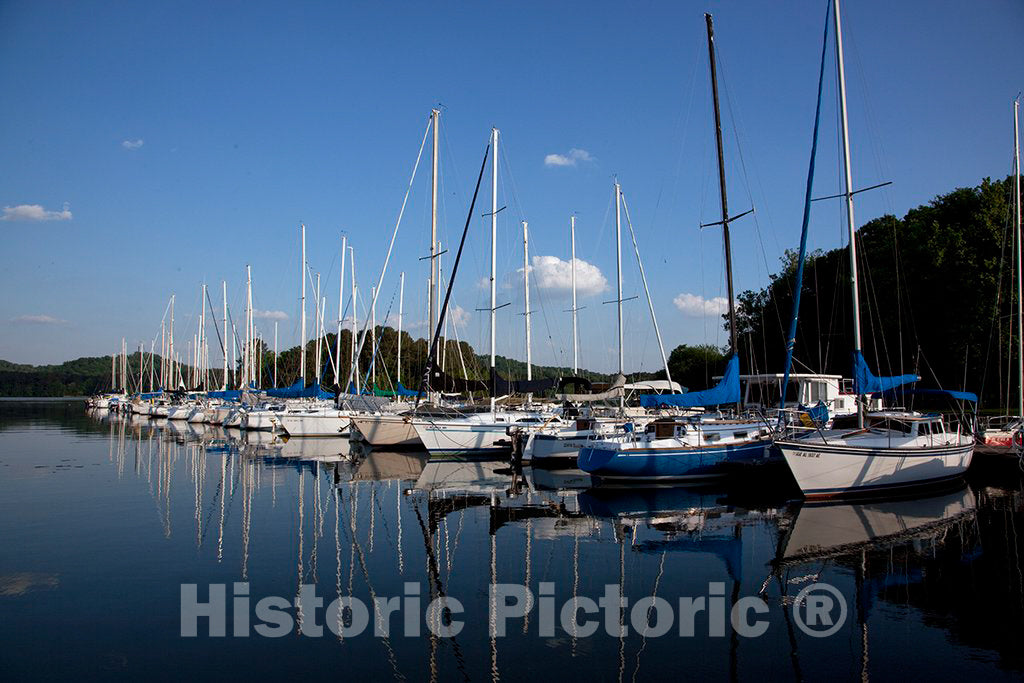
[345,115,431,393]
[620,191,673,387]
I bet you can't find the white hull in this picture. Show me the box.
[245,410,279,432]
[276,411,352,437]
[527,431,595,462]
[412,419,515,456]
[187,409,209,424]
[778,436,974,499]
[166,405,194,421]
[350,414,421,447]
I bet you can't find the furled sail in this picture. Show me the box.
[851,351,918,395]
[638,354,740,408]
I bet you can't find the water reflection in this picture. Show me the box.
[2,402,1023,679]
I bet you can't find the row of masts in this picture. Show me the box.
[111,16,750,400]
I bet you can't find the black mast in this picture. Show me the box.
[705,13,739,358]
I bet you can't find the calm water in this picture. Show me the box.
[2,401,1023,681]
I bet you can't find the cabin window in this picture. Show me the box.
[733,431,748,440]
[933,421,944,433]
[704,432,721,443]
[873,419,912,434]
[806,382,827,403]
[919,423,931,436]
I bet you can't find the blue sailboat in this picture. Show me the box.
[578,15,773,483]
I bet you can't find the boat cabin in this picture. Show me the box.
[865,412,946,437]
[723,373,879,417]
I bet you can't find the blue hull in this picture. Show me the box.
[577,440,770,481]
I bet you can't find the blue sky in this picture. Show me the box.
[2,0,1021,374]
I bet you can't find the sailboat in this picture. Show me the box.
[774,0,975,499]
[576,13,773,482]
[410,126,560,457]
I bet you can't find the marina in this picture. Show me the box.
[3,0,1024,679]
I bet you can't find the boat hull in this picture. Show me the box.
[777,439,974,499]
[350,415,421,448]
[577,440,770,481]
[412,420,514,457]
[277,411,351,437]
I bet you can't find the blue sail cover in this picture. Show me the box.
[639,354,740,408]
[392,382,418,397]
[265,380,333,400]
[136,390,164,400]
[852,351,918,394]
[206,389,242,400]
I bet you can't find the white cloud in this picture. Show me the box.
[253,309,288,321]
[525,255,608,297]
[1,203,72,222]
[449,304,470,327]
[121,138,144,150]
[10,314,67,325]
[544,148,595,167]
[673,293,729,317]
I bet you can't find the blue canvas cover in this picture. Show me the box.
[392,382,418,397]
[852,351,917,394]
[265,381,333,400]
[206,389,241,400]
[639,354,740,408]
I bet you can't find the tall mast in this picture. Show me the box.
[336,234,347,385]
[246,265,253,388]
[200,283,206,391]
[111,350,116,392]
[490,127,499,413]
[705,13,739,357]
[222,281,228,390]
[522,221,532,383]
[160,320,165,389]
[230,324,236,388]
[138,341,144,394]
[169,295,175,389]
[149,340,154,391]
[570,215,579,375]
[429,109,440,365]
[1015,99,1022,419]
[833,0,864,427]
[398,271,404,385]
[615,182,624,381]
[315,272,322,385]
[274,321,279,389]
[371,286,376,389]
[300,223,307,384]
[350,246,358,392]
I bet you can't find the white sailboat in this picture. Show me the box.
[409,126,555,457]
[775,0,975,499]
